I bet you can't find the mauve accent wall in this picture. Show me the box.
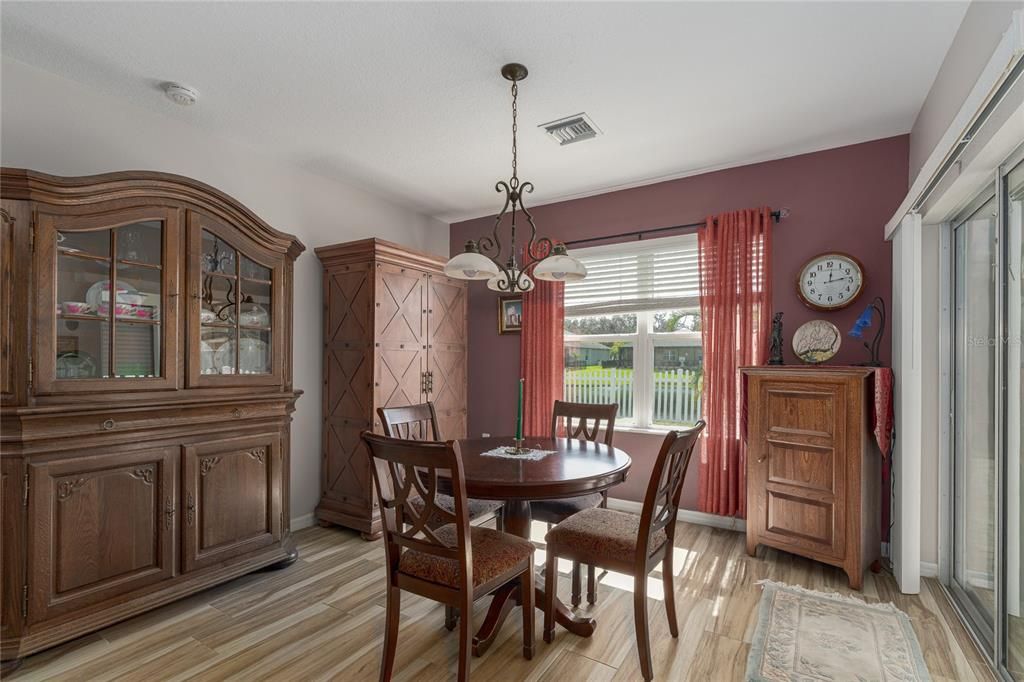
[451,135,909,508]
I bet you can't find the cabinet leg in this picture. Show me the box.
[317,519,333,528]
[1,658,22,675]
[745,537,757,558]
[263,547,299,571]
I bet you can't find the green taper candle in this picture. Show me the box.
[516,377,524,441]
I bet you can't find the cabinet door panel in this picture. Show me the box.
[427,276,467,439]
[375,263,427,414]
[750,380,846,560]
[322,263,374,511]
[27,447,177,623]
[186,211,284,387]
[33,205,180,394]
[182,434,281,572]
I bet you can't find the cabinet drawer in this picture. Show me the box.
[27,447,177,623]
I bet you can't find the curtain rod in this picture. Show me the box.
[563,208,790,248]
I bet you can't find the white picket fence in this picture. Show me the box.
[563,368,702,425]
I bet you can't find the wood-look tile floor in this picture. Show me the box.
[9,523,997,681]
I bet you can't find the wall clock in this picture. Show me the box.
[796,252,865,311]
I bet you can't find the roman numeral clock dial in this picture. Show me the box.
[797,252,865,311]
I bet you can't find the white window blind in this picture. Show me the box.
[564,234,700,316]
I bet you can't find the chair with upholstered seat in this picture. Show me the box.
[542,421,706,681]
[361,432,535,682]
[378,402,504,632]
[531,400,618,606]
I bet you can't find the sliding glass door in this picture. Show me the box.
[1006,155,1023,680]
[952,193,998,643]
[949,144,1024,681]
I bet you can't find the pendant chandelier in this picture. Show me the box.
[443,63,587,293]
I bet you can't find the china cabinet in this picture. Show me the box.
[315,238,467,538]
[0,169,304,670]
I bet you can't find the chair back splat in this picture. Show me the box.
[378,402,442,441]
[550,400,618,446]
[361,432,472,588]
[636,420,706,571]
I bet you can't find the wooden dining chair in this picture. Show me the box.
[378,402,505,632]
[361,432,535,682]
[542,421,706,681]
[378,403,504,527]
[532,400,618,606]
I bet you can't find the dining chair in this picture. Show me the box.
[361,432,535,682]
[378,403,504,529]
[531,400,618,606]
[541,421,706,681]
[378,402,505,631]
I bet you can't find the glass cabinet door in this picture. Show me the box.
[189,213,282,386]
[36,207,179,393]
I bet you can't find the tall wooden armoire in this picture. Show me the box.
[315,238,467,539]
[1,169,304,669]
[742,366,881,589]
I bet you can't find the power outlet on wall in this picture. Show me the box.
[482,432,490,438]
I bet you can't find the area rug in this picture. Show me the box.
[746,580,931,681]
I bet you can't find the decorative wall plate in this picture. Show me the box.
[792,320,841,364]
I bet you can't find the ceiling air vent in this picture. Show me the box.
[538,113,602,146]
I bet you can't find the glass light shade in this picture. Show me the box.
[487,270,534,293]
[532,254,587,282]
[443,251,499,280]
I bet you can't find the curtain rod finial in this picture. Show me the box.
[777,208,791,219]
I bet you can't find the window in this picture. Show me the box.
[563,235,702,429]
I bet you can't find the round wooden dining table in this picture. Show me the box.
[455,436,632,656]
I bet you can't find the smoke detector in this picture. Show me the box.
[163,83,199,106]
[538,113,601,146]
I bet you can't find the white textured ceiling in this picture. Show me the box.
[1,2,967,222]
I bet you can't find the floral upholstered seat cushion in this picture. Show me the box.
[398,525,533,588]
[408,494,503,528]
[531,492,603,524]
[545,508,667,564]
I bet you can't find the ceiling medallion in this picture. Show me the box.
[443,63,586,293]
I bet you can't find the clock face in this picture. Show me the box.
[797,252,864,311]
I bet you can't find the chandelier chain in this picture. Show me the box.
[510,80,518,188]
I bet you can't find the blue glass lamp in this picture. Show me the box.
[848,296,886,367]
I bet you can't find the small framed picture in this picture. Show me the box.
[498,296,523,334]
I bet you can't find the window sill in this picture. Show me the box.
[614,424,677,436]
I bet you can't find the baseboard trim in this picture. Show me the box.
[607,497,746,532]
[291,513,317,531]
[920,561,939,578]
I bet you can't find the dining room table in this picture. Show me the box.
[453,435,632,656]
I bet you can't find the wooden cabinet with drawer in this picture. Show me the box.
[742,366,881,589]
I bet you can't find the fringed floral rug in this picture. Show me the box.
[746,581,931,681]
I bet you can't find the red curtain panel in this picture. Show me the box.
[697,207,773,518]
[521,279,565,438]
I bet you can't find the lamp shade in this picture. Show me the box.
[443,250,499,280]
[532,253,587,282]
[487,270,534,293]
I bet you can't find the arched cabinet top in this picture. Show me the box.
[1,168,305,259]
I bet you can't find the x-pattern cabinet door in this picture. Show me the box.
[427,275,468,440]
[374,263,428,419]
[182,433,282,572]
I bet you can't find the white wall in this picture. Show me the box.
[0,56,449,526]
[909,1,1022,181]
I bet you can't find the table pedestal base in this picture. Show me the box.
[471,500,596,657]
